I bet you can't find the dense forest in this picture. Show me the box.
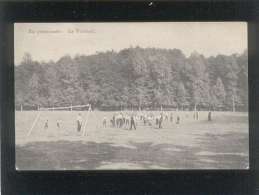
[15,47,248,111]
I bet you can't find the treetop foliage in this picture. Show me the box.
[15,47,248,111]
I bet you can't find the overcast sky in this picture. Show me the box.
[14,22,247,65]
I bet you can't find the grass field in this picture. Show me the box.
[15,111,249,170]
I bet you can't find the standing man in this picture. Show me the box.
[103,116,107,128]
[156,116,159,126]
[176,116,180,124]
[77,113,83,132]
[196,111,199,120]
[158,113,163,129]
[165,113,168,121]
[130,114,136,130]
[112,114,116,127]
[57,119,61,129]
[170,113,173,122]
[208,111,212,121]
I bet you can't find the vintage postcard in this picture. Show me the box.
[15,22,248,170]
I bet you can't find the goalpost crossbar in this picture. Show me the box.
[39,104,90,111]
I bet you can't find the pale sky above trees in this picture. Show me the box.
[14,22,247,65]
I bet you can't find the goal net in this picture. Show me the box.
[25,104,93,138]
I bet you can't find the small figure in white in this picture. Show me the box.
[126,115,130,128]
[130,114,136,130]
[44,119,48,129]
[103,116,107,128]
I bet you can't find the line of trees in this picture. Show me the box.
[15,47,248,111]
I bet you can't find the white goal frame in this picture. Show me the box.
[26,104,92,137]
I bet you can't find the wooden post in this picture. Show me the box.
[232,94,236,112]
[20,104,23,111]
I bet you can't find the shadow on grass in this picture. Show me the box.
[194,131,249,169]
[16,138,248,170]
[17,140,211,170]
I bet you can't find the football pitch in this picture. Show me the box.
[15,111,249,170]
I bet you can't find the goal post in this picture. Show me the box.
[82,104,92,137]
[27,111,41,137]
[26,104,91,137]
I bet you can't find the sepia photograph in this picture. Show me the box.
[14,22,248,170]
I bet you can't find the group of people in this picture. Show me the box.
[101,111,185,130]
[102,113,137,130]
[43,111,213,132]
